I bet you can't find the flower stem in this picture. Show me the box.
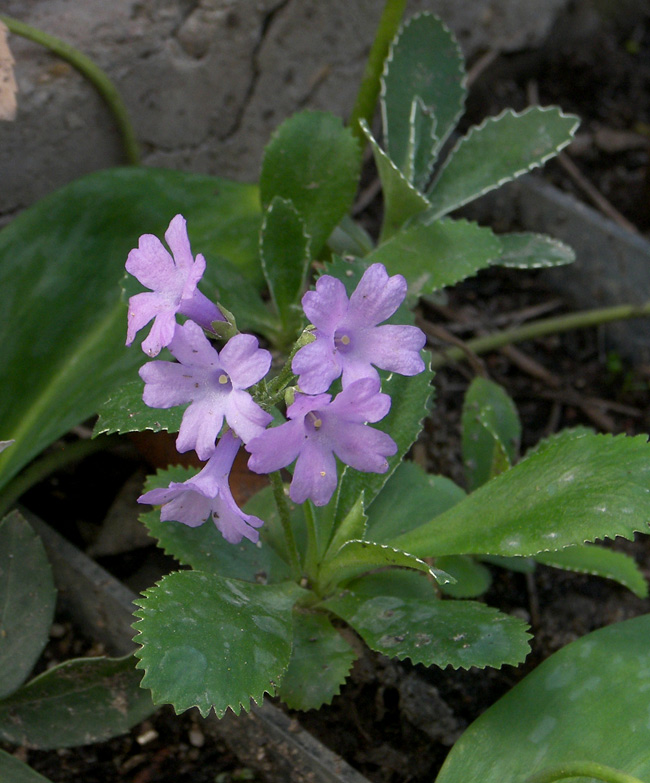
[0,434,121,520]
[347,0,407,144]
[429,300,650,370]
[0,14,140,165]
[269,471,302,579]
[302,500,320,583]
[525,761,644,783]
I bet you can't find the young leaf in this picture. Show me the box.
[381,13,466,179]
[335,361,434,525]
[0,656,154,749]
[94,380,185,437]
[277,610,357,711]
[359,119,430,241]
[426,107,580,219]
[365,461,466,543]
[134,572,303,717]
[390,432,650,560]
[435,613,650,783]
[494,231,576,269]
[437,555,493,599]
[260,197,311,335]
[140,466,291,584]
[0,750,51,783]
[0,511,56,699]
[461,377,521,491]
[0,168,261,495]
[536,544,648,598]
[260,111,361,256]
[323,572,530,670]
[318,540,453,593]
[365,218,502,297]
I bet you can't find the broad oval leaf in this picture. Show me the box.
[436,613,650,783]
[260,111,361,256]
[382,13,466,180]
[323,572,530,670]
[0,511,56,699]
[366,218,502,297]
[277,610,357,711]
[426,107,580,218]
[0,655,154,749]
[0,167,261,494]
[133,571,302,717]
[390,432,650,559]
[437,555,493,599]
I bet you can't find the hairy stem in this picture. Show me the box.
[1,14,140,165]
[429,301,650,370]
[348,0,407,144]
[0,435,121,520]
[525,761,644,783]
[269,471,302,579]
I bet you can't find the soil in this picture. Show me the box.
[4,6,650,783]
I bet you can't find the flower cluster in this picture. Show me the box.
[126,215,426,542]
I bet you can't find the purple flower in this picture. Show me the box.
[292,263,426,394]
[138,431,264,544]
[140,320,272,459]
[246,378,397,506]
[126,214,224,357]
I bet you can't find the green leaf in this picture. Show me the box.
[437,555,493,598]
[461,377,521,491]
[0,655,154,749]
[325,492,367,558]
[260,111,361,256]
[134,572,303,717]
[0,167,261,494]
[140,466,291,584]
[366,218,502,297]
[205,254,278,337]
[323,573,530,669]
[366,461,466,543]
[0,511,56,699]
[404,97,439,189]
[426,107,580,218]
[381,13,466,181]
[436,613,650,783]
[260,197,311,335]
[390,432,650,559]
[318,540,453,593]
[94,380,185,437]
[0,750,51,782]
[335,361,434,524]
[536,544,648,598]
[494,231,576,269]
[277,610,357,710]
[359,119,430,241]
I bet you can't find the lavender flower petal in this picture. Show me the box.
[138,432,264,544]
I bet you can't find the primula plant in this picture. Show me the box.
[2,4,650,783]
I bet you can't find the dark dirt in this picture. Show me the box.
[5,5,650,783]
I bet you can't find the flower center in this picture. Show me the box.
[334,330,352,353]
[306,410,323,432]
[218,373,229,385]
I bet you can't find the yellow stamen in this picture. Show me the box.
[218,374,229,385]
[341,335,350,345]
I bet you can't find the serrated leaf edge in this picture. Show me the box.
[380,11,467,159]
[426,106,581,218]
[493,231,577,269]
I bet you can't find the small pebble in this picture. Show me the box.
[188,726,205,748]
